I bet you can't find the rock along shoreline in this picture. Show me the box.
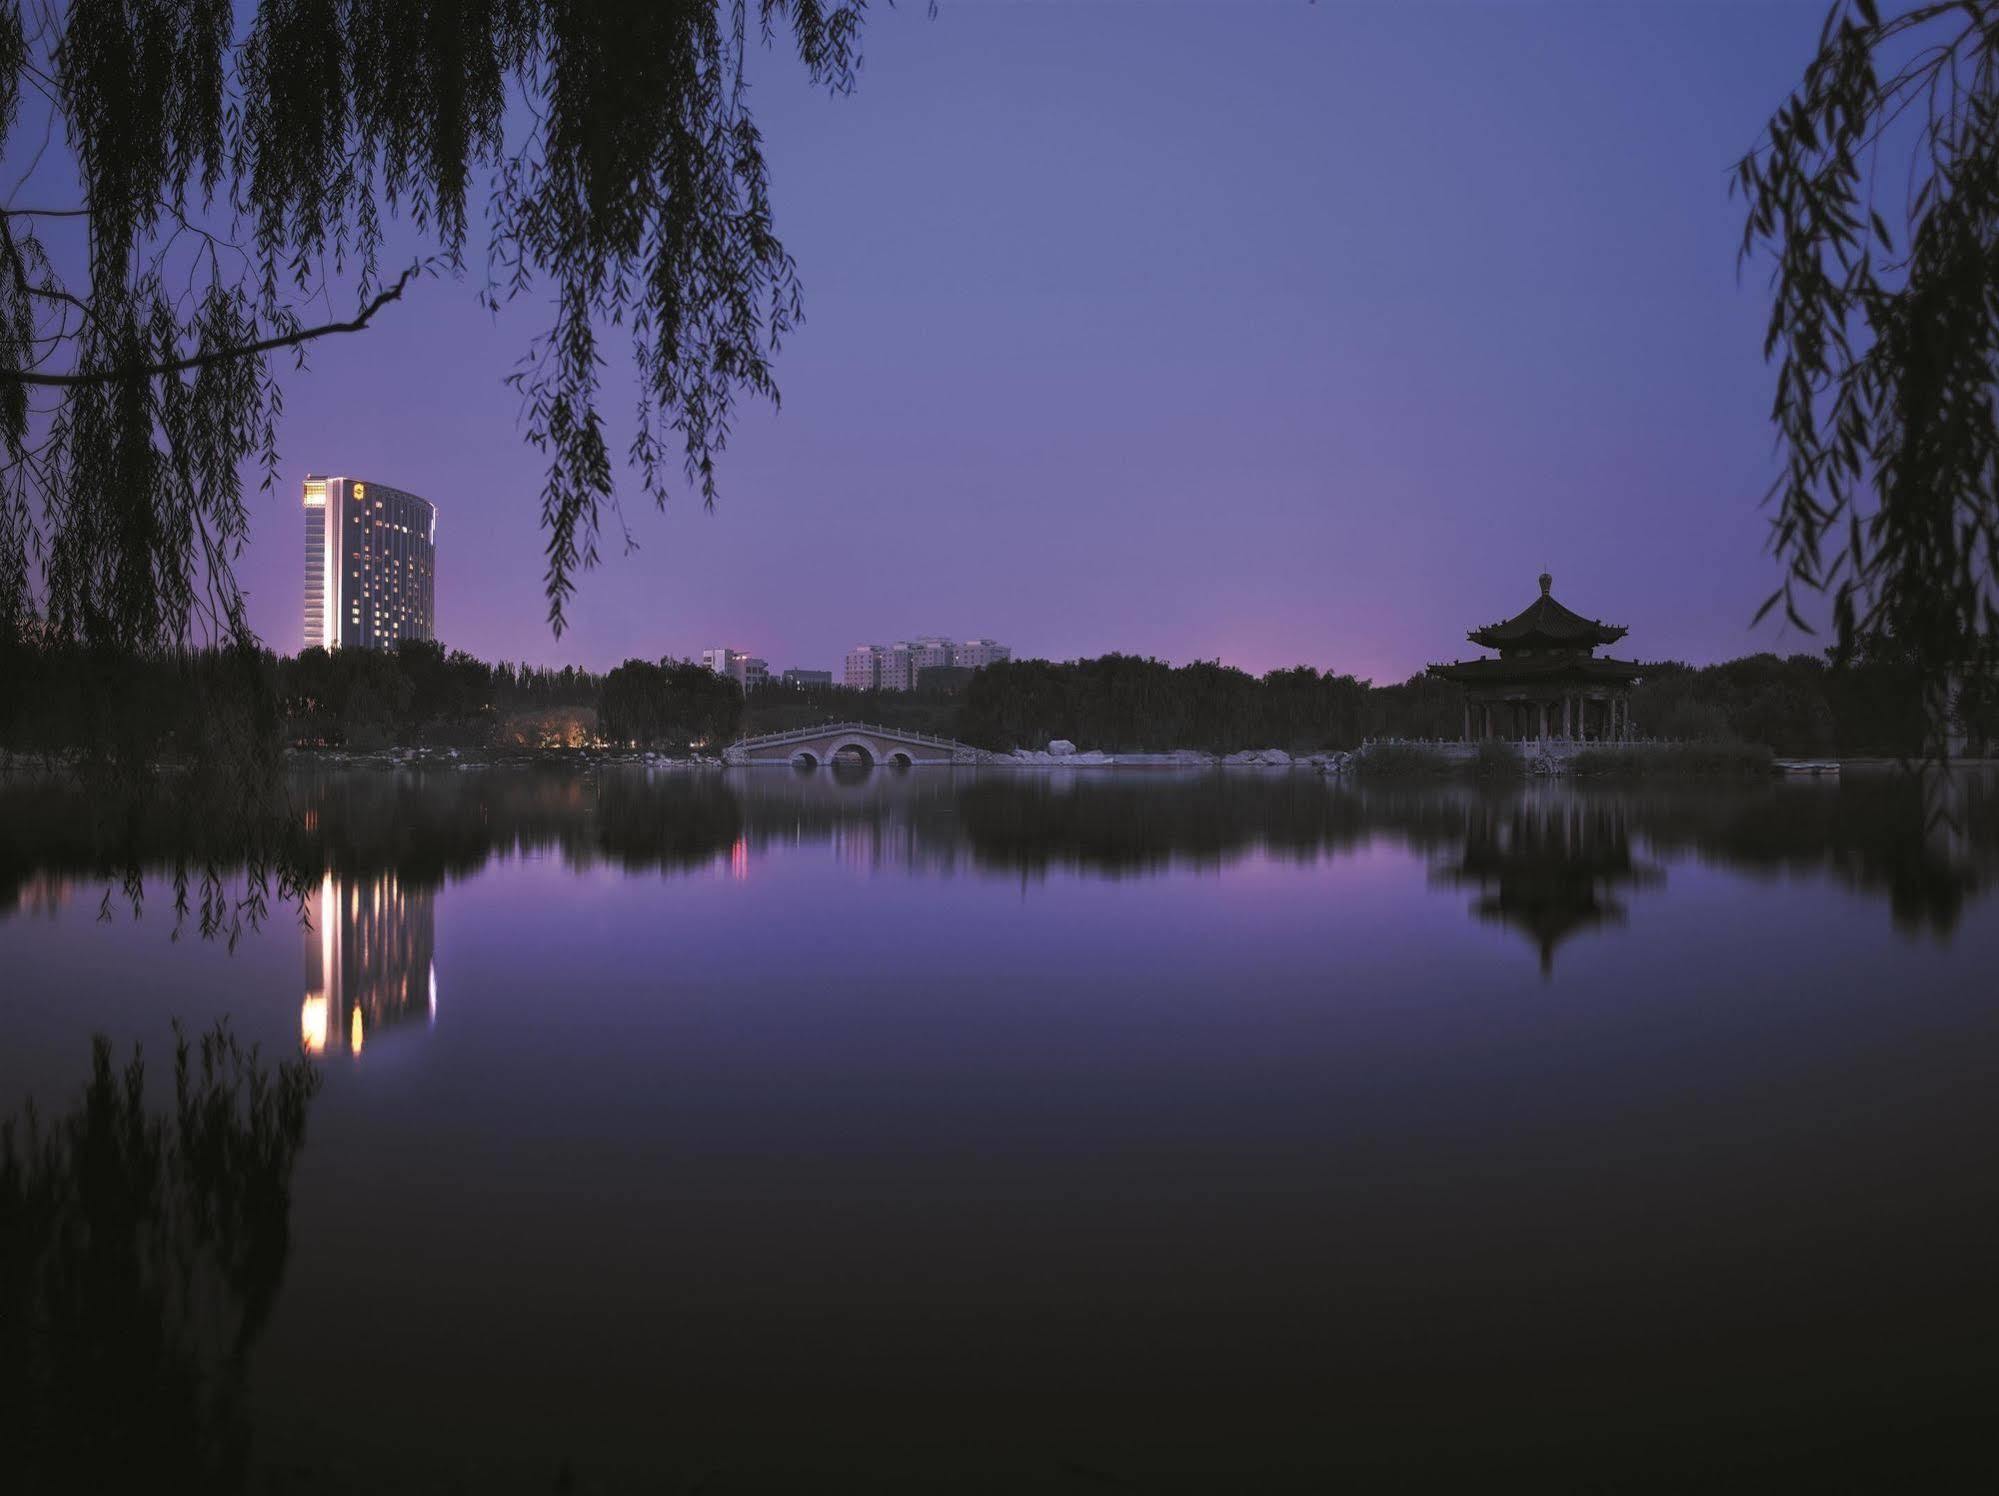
[1000,745,1354,773]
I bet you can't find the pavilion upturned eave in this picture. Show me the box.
[1464,581,1628,652]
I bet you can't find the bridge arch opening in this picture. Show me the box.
[789,750,820,769]
[888,750,914,769]
[830,741,876,768]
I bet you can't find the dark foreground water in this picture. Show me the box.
[4,764,1998,1492]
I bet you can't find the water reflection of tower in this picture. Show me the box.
[300,873,438,1056]
[1433,793,1663,975]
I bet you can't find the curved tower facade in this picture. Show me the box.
[303,475,437,650]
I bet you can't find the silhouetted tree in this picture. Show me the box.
[1,1025,320,1494]
[1740,0,1999,703]
[0,1,871,657]
[958,655,1389,754]
[597,657,742,749]
[598,659,677,746]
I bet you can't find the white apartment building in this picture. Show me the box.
[701,648,768,693]
[844,637,1012,690]
[844,644,885,690]
[955,638,1012,670]
[880,644,920,692]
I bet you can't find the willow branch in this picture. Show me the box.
[0,263,422,387]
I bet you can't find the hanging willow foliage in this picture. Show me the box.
[1738,0,1999,717]
[0,0,867,649]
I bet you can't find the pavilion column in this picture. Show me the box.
[1463,701,1471,743]
[1537,701,1548,740]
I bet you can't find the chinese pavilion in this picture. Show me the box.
[1428,573,1642,742]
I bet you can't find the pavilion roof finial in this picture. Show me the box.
[1538,570,1552,596]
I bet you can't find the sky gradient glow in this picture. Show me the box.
[147,2,1837,679]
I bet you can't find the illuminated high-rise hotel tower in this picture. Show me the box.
[302,475,437,650]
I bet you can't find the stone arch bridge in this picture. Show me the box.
[723,721,997,768]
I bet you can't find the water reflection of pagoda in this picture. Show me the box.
[301,873,437,1056]
[1433,796,1662,974]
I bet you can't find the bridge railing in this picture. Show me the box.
[727,721,986,753]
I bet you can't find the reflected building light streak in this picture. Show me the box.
[15,874,73,918]
[300,995,329,1056]
[730,837,749,881]
[300,871,437,1058]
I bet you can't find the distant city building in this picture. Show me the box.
[781,669,833,688]
[955,638,1012,670]
[701,648,769,693]
[303,475,437,650]
[845,644,885,690]
[844,637,1011,691]
[881,643,918,692]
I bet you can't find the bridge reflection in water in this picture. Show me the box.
[301,872,437,1057]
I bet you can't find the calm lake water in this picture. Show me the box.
[4,764,1998,1491]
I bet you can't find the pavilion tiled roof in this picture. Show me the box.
[1467,573,1627,651]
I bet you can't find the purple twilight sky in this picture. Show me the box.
[94,1,1849,680]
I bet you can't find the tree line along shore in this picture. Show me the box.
[1,638,1989,769]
